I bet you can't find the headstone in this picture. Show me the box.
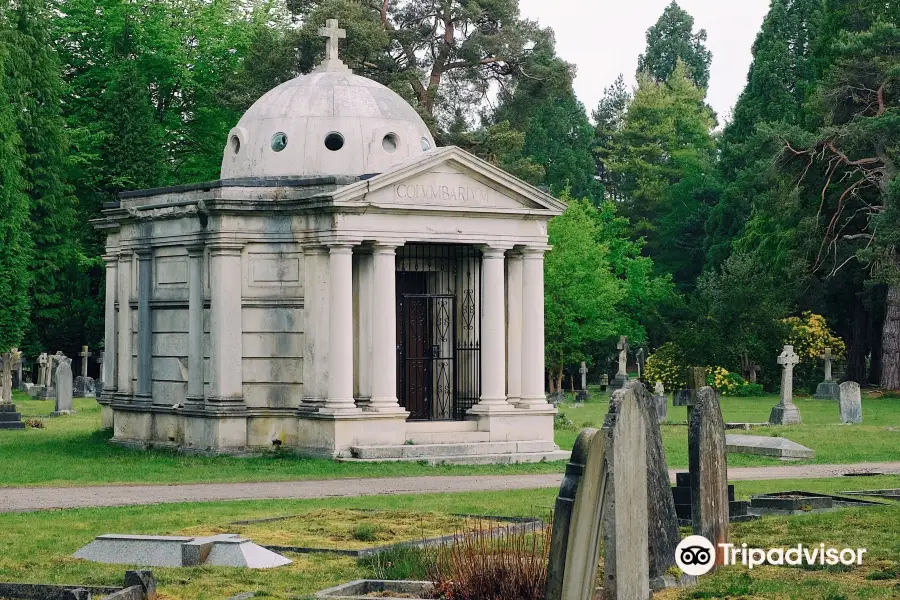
[95,351,106,398]
[674,367,706,421]
[576,362,590,402]
[839,381,862,424]
[38,352,50,387]
[545,387,650,600]
[626,382,680,586]
[79,345,92,378]
[725,434,815,459]
[52,356,75,416]
[652,381,667,423]
[635,347,646,380]
[12,353,22,389]
[0,351,13,404]
[689,386,728,567]
[600,373,609,391]
[74,376,96,398]
[769,345,801,425]
[609,336,630,390]
[814,347,840,400]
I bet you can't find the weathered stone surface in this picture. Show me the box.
[601,387,650,600]
[653,394,667,423]
[74,376,95,398]
[626,382,679,581]
[839,381,862,424]
[689,386,728,565]
[53,359,75,416]
[814,381,840,400]
[770,345,801,425]
[725,434,815,459]
[0,402,25,430]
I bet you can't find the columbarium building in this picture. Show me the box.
[92,21,567,462]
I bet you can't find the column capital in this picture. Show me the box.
[135,246,153,259]
[117,251,132,263]
[103,253,120,265]
[186,242,206,257]
[372,243,399,255]
[521,246,550,257]
[479,245,513,259]
[325,243,355,255]
[207,241,244,256]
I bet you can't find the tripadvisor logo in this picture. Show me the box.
[675,536,868,577]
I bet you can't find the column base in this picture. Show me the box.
[769,403,802,425]
[517,395,551,409]
[468,398,513,414]
[183,395,205,410]
[473,406,556,442]
[296,411,408,458]
[366,397,408,414]
[134,393,152,408]
[318,399,363,416]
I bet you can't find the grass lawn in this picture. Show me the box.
[0,476,898,599]
[556,390,900,468]
[2,390,898,487]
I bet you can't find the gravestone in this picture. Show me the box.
[576,362,590,402]
[689,386,728,567]
[839,381,862,424]
[74,345,95,398]
[545,387,649,600]
[652,381,667,423]
[725,434,815,459]
[635,347,646,380]
[52,356,75,416]
[600,373,609,392]
[12,353,22,389]
[674,367,706,421]
[814,347,840,400]
[609,336,630,390]
[0,351,13,404]
[95,351,106,398]
[769,345,801,425]
[625,382,680,586]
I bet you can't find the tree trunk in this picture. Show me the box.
[868,287,887,385]
[845,298,870,383]
[880,284,900,390]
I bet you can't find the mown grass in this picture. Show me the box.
[0,477,897,599]
[556,390,900,468]
[2,390,899,487]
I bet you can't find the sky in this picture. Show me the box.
[517,0,771,123]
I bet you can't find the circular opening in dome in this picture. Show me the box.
[421,137,431,151]
[271,132,288,152]
[230,135,241,154]
[382,133,399,153]
[325,132,345,152]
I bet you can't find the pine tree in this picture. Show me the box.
[593,75,631,202]
[637,1,713,89]
[0,20,34,353]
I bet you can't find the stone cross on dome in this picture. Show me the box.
[315,19,352,74]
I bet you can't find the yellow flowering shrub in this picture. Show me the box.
[782,312,845,361]
[707,366,739,395]
[645,343,687,392]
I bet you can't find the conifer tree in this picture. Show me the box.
[637,1,712,89]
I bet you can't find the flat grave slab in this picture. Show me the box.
[725,434,815,460]
[315,580,433,599]
[843,488,900,501]
[749,491,883,516]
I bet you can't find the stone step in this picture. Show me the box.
[0,403,19,413]
[350,440,559,460]
[405,431,491,444]
[0,411,23,421]
[339,450,572,466]
[0,422,25,430]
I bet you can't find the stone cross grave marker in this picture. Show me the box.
[616,336,629,376]
[38,352,50,387]
[79,345,92,378]
[576,362,590,402]
[770,345,801,425]
[689,386,729,567]
[546,386,649,600]
[52,356,74,415]
[839,381,862,424]
[814,347,840,400]
[821,348,833,382]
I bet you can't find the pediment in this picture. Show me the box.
[332,147,566,215]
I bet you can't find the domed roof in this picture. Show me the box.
[221,20,436,180]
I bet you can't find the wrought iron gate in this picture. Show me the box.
[396,244,481,421]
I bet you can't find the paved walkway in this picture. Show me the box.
[2,462,899,513]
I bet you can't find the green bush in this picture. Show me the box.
[732,382,764,397]
[351,523,382,542]
[645,343,687,392]
[359,545,433,580]
[554,412,576,431]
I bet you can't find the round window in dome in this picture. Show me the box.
[271,132,288,152]
[421,137,431,151]
[382,133,399,153]
[325,132,345,152]
[230,135,241,154]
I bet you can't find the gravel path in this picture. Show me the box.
[2,462,899,513]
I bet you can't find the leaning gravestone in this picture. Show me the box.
[814,347,840,400]
[769,345,802,425]
[545,387,649,600]
[625,382,680,586]
[52,357,75,416]
[839,381,862,424]
[689,386,729,567]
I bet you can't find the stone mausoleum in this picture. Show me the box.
[92,21,567,463]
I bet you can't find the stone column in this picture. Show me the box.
[355,248,374,403]
[102,253,118,397]
[135,248,153,402]
[208,242,244,406]
[471,246,511,412]
[519,247,549,408]
[506,251,524,405]
[116,252,133,399]
[186,244,205,406]
[301,246,329,412]
[369,244,405,413]
[321,244,361,414]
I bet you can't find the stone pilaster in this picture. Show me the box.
[506,250,524,405]
[135,247,153,404]
[301,246,329,412]
[102,253,118,400]
[116,252,133,401]
[321,243,361,415]
[369,244,405,413]
[185,244,205,408]
[470,246,511,413]
[208,242,244,407]
[519,247,549,408]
